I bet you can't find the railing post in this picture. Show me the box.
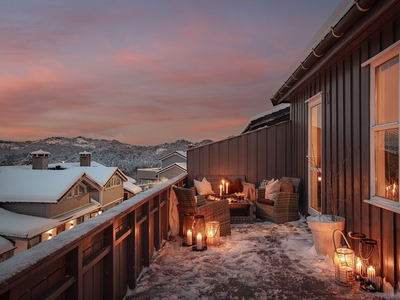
[65,245,82,300]
[154,195,160,250]
[103,224,116,300]
[127,210,136,290]
[143,201,150,268]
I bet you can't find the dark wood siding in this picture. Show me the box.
[289,3,400,286]
[187,121,292,188]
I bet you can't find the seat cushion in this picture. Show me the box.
[257,198,275,205]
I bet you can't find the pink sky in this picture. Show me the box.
[0,1,341,145]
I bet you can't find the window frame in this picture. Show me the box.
[306,92,323,215]
[362,40,400,208]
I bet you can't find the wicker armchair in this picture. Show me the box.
[173,186,231,236]
[256,177,300,224]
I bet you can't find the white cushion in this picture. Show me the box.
[194,179,215,195]
[265,179,280,200]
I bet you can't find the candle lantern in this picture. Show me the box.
[206,221,220,246]
[192,215,206,250]
[333,229,355,286]
[348,232,366,278]
[360,238,378,283]
[183,213,194,246]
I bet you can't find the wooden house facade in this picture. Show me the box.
[188,0,400,287]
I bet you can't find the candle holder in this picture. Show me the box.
[192,215,206,251]
[182,213,194,246]
[360,238,378,284]
[333,230,355,286]
[206,221,220,246]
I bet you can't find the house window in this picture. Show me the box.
[105,175,122,189]
[307,92,322,215]
[363,41,400,205]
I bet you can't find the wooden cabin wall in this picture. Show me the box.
[187,121,292,188]
[291,4,400,286]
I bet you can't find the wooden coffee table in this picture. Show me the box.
[228,199,254,224]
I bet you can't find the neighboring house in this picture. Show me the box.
[137,150,187,182]
[242,103,290,134]
[124,176,142,200]
[0,236,15,264]
[0,150,140,262]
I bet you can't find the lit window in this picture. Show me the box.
[365,42,400,205]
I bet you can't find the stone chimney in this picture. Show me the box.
[80,151,92,167]
[31,149,50,170]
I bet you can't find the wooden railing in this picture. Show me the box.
[0,173,187,300]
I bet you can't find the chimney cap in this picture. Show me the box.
[31,149,50,156]
[79,151,92,155]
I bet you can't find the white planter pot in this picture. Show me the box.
[307,215,345,258]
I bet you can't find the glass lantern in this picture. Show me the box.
[193,215,206,250]
[183,213,194,246]
[333,230,355,286]
[206,221,220,246]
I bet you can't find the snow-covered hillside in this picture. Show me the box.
[0,136,212,179]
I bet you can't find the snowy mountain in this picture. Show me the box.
[0,137,212,179]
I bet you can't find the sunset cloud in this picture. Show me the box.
[0,0,341,145]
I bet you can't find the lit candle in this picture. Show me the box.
[367,266,376,284]
[222,180,225,192]
[196,233,202,250]
[386,186,389,198]
[220,185,222,197]
[186,230,192,245]
[226,182,229,194]
[356,257,362,275]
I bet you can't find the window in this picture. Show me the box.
[363,41,400,206]
[105,175,122,189]
[307,92,322,214]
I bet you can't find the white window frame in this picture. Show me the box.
[306,92,323,216]
[362,40,400,209]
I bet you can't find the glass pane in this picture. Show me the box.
[310,104,322,168]
[375,56,399,125]
[310,170,322,212]
[375,128,399,201]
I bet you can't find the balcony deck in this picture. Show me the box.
[129,219,383,300]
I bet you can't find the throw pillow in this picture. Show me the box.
[265,179,280,200]
[194,179,215,196]
[280,179,294,193]
[229,178,242,193]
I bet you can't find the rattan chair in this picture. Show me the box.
[173,186,231,236]
[256,177,300,224]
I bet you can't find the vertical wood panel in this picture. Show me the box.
[228,138,238,175]
[337,61,346,218]
[193,148,200,180]
[238,135,248,177]
[360,42,371,237]
[187,150,194,185]
[324,71,331,215]
[267,126,277,180]
[203,145,210,176]
[382,210,395,284]
[352,49,362,233]
[210,143,219,174]
[257,130,267,182]
[220,140,229,175]
[344,56,354,234]
[247,132,258,184]
[276,124,286,179]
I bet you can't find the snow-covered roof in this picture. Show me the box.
[0,201,100,239]
[155,162,187,175]
[249,104,290,122]
[48,162,128,186]
[0,167,102,203]
[31,149,50,155]
[124,179,142,195]
[0,236,15,254]
[159,151,187,161]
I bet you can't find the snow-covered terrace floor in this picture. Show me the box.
[129,218,387,300]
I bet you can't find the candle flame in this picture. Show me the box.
[209,231,213,237]
[197,233,202,238]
